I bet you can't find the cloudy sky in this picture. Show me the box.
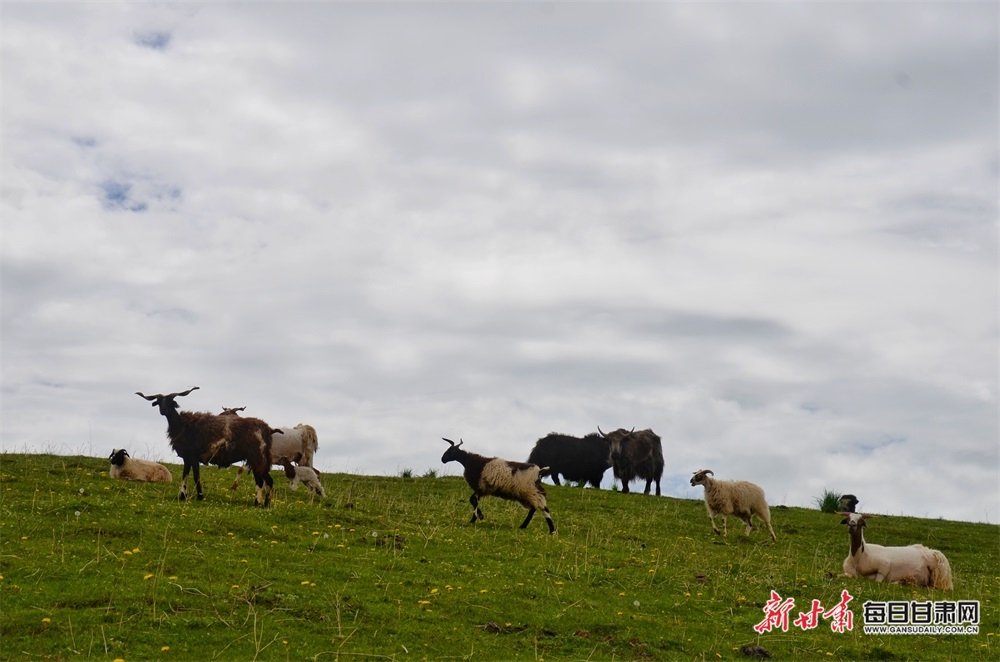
[3,2,997,523]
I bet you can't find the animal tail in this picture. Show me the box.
[298,424,319,466]
[928,550,953,591]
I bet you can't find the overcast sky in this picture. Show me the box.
[3,2,997,523]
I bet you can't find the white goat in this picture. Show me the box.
[109,448,173,483]
[690,469,776,541]
[280,459,326,497]
[841,512,953,590]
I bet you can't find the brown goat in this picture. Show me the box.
[136,387,277,507]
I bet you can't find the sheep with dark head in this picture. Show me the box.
[441,438,554,533]
[109,448,172,483]
[135,387,277,507]
[280,458,326,497]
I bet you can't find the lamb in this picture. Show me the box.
[690,469,776,541]
[136,387,278,507]
[840,512,952,590]
[280,458,326,497]
[221,406,319,491]
[441,438,555,533]
[108,448,172,483]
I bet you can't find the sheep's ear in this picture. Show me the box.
[840,517,849,525]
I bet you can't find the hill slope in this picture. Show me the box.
[1,453,996,660]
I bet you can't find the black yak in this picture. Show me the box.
[527,432,611,488]
[599,427,664,496]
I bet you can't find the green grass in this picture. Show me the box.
[1,453,996,661]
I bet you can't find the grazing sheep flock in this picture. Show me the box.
[118,387,955,591]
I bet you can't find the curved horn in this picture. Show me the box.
[597,426,606,437]
[442,437,456,446]
[630,427,635,433]
[168,386,200,399]
[135,391,159,401]
[692,469,714,476]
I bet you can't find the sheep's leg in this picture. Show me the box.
[620,480,631,494]
[262,471,273,508]
[654,479,661,496]
[551,474,562,486]
[178,460,191,501]
[469,494,484,522]
[741,514,754,536]
[542,507,555,534]
[520,507,537,529]
[643,479,652,495]
[759,513,777,541]
[192,462,204,501]
[230,464,246,491]
[253,470,273,508]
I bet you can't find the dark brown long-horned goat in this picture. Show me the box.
[441,438,555,533]
[135,387,277,507]
[598,426,664,495]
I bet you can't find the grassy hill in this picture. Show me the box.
[1,453,995,661]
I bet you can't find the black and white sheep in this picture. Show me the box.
[690,469,776,541]
[527,432,611,488]
[598,427,664,495]
[841,512,952,590]
[280,458,326,497]
[108,448,172,483]
[136,387,278,507]
[441,438,554,533]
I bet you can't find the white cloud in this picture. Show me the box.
[2,2,996,523]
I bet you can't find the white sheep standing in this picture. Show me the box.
[280,458,326,497]
[841,512,952,590]
[690,469,776,541]
[109,448,173,483]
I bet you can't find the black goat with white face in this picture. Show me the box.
[136,387,278,507]
[441,438,554,533]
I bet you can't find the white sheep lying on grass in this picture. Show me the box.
[690,469,776,541]
[841,512,952,590]
[109,449,172,483]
